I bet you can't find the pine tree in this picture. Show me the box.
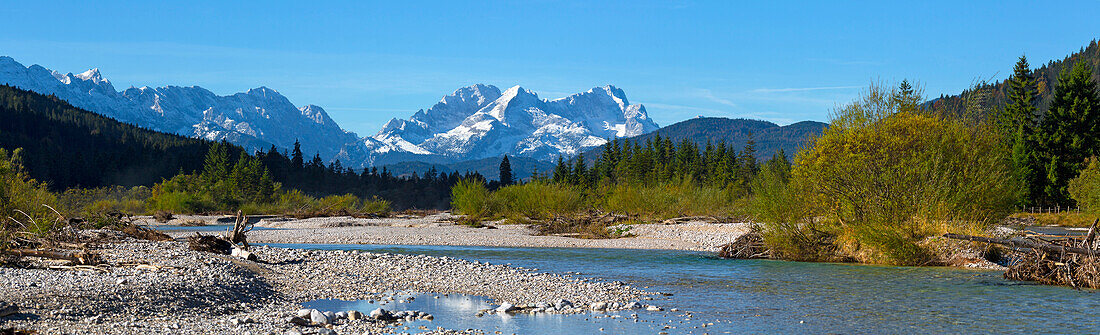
[553,156,569,183]
[571,154,587,186]
[201,142,231,186]
[499,155,514,186]
[291,140,304,169]
[1002,55,1042,206]
[1038,62,1100,204]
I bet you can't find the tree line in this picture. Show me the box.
[997,55,1100,206]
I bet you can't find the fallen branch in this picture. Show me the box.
[2,249,100,265]
[943,233,1098,256]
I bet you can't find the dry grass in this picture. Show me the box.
[1011,212,1100,227]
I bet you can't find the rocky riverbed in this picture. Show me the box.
[0,231,653,334]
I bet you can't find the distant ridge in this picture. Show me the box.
[583,117,827,160]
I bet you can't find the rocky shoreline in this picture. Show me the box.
[0,231,654,334]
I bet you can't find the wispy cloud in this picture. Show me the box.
[749,86,862,93]
[689,88,738,108]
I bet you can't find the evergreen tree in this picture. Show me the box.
[291,140,304,169]
[499,155,514,186]
[1038,62,1100,204]
[553,156,569,183]
[1002,55,1042,206]
[571,154,587,186]
[201,142,231,186]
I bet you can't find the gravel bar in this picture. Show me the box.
[0,231,651,334]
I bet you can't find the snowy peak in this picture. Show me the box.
[370,84,660,163]
[0,56,362,166]
[74,68,108,85]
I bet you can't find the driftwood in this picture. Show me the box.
[662,216,716,225]
[224,211,252,248]
[188,233,233,254]
[187,211,257,261]
[717,231,769,259]
[942,233,1099,256]
[945,227,1100,289]
[1,249,100,265]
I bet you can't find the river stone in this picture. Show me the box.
[646,305,662,311]
[496,302,517,313]
[624,302,641,309]
[334,311,348,319]
[317,329,337,335]
[554,299,573,310]
[590,302,608,311]
[347,310,363,320]
[310,309,330,325]
[323,311,336,320]
[370,308,392,320]
[535,301,551,309]
[296,309,313,318]
[0,302,17,318]
[286,316,309,326]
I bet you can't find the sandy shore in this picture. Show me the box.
[156,213,752,252]
[0,230,652,334]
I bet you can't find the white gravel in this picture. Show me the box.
[0,231,650,334]
[235,214,750,252]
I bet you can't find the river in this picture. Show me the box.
[261,243,1100,334]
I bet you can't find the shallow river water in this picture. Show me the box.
[266,243,1100,334]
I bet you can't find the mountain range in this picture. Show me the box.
[0,56,658,167]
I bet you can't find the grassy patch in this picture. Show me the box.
[1010,212,1100,227]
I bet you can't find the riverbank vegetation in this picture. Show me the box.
[753,83,1018,265]
[451,131,764,232]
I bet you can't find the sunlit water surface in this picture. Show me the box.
[262,243,1099,334]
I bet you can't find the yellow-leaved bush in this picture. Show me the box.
[757,83,1018,265]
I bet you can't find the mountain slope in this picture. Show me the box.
[368,84,660,165]
[0,56,361,163]
[0,56,664,168]
[583,117,827,160]
[0,84,225,188]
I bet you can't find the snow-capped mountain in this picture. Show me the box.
[0,56,659,167]
[368,84,659,164]
[0,56,360,162]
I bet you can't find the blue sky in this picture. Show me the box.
[2,1,1098,135]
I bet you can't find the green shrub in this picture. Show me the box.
[451,179,490,218]
[1069,157,1100,213]
[604,178,740,219]
[0,148,62,239]
[487,182,585,221]
[146,191,213,213]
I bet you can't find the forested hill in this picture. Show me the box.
[382,156,554,181]
[932,39,1100,114]
[0,84,220,188]
[0,85,473,209]
[583,117,827,160]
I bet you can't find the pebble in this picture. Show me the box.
[310,309,330,325]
